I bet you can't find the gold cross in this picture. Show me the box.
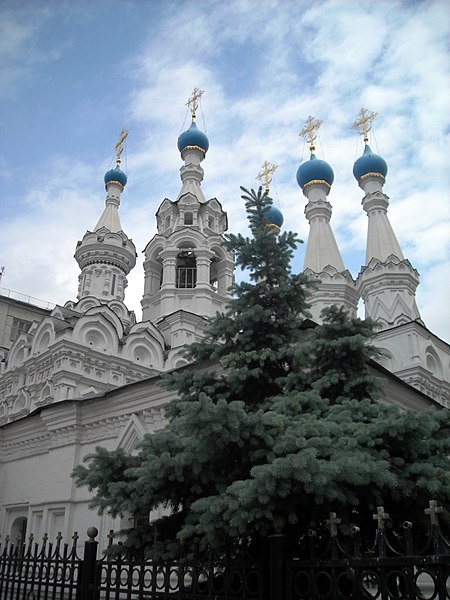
[114,129,128,163]
[352,108,378,143]
[186,87,205,118]
[256,161,278,192]
[299,115,323,152]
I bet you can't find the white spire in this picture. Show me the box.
[356,170,421,327]
[360,180,404,264]
[94,182,123,233]
[298,117,358,320]
[303,190,346,273]
[302,183,358,321]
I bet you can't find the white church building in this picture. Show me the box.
[0,101,448,549]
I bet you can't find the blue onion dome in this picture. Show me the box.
[296,154,334,190]
[104,164,127,189]
[353,144,388,181]
[177,120,209,155]
[255,202,283,233]
[265,205,284,229]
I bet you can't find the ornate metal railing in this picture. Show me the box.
[95,552,265,599]
[0,531,82,600]
[1,500,448,599]
[287,500,450,599]
[95,531,266,599]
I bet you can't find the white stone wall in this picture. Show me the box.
[0,372,174,550]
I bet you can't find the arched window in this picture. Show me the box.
[210,255,219,291]
[10,516,27,548]
[176,251,196,288]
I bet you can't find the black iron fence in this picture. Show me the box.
[1,500,449,600]
[0,530,83,600]
[286,501,450,599]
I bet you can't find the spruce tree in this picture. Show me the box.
[73,187,450,559]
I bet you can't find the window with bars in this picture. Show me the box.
[176,251,197,288]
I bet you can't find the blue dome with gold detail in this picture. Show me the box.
[353,144,388,180]
[296,154,334,190]
[104,165,127,189]
[177,120,209,154]
[255,202,283,233]
[264,205,284,229]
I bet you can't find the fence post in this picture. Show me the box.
[269,531,287,600]
[79,527,99,600]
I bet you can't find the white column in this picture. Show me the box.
[160,250,178,289]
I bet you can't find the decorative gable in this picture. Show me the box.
[115,413,147,454]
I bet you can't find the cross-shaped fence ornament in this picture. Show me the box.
[373,506,389,529]
[107,529,115,546]
[326,512,342,537]
[424,500,444,526]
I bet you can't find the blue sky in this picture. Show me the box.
[1,0,449,341]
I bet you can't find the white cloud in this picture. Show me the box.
[1,0,449,342]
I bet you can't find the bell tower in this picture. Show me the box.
[74,130,136,306]
[141,90,234,366]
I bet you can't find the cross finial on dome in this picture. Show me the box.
[186,88,205,121]
[299,116,323,153]
[257,161,278,193]
[114,129,128,165]
[352,108,378,144]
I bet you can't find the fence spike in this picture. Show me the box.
[351,525,361,557]
[107,529,115,547]
[71,531,79,550]
[402,521,414,555]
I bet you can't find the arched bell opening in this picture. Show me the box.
[210,255,219,291]
[176,251,197,288]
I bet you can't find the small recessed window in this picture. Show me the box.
[10,319,31,342]
[184,212,193,225]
